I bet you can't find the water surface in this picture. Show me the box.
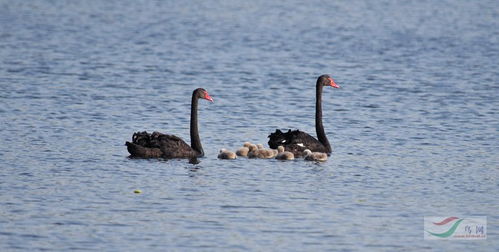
[0,0,498,250]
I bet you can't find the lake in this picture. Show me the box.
[0,0,497,250]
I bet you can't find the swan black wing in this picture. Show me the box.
[154,132,197,158]
[126,131,196,158]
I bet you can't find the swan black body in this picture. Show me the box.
[268,75,339,157]
[126,88,213,159]
[268,129,330,156]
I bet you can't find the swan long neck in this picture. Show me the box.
[190,92,204,156]
[315,82,332,153]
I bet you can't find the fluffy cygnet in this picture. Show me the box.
[258,149,277,159]
[247,144,259,158]
[236,147,249,157]
[275,146,295,160]
[218,148,236,159]
[303,149,328,162]
[236,142,253,157]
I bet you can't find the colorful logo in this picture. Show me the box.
[424,216,487,240]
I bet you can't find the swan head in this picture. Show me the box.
[195,88,214,102]
[318,75,340,88]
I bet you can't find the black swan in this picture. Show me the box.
[125,88,213,158]
[268,74,339,157]
[275,146,295,160]
[303,149,328,162]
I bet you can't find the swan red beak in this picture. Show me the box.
[328,77,340,88]
[204,91,214,102]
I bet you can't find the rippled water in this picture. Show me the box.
[1,0,498,250]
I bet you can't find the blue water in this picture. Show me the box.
[1,0,498,250]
